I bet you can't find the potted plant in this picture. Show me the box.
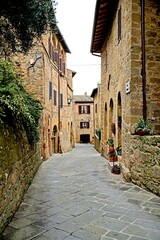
[134,118,151,135]
[112,164,121,174]
[107,137,117,161]
[116,145,122,156]
[108,147,117,161]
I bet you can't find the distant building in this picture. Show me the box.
[73,93,94,144]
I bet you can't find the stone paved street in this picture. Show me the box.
[1,144,160,240]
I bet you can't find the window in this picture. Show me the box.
[80,122,90,129]
[105,50,108,71]
[95,104,97,113]
[79,105,90,114]
[63,62,66,75]
[49,81,52,99]
[59,57,62,71]
[60,93,63,108]
[53,90,57,106]
[118,6,121,43]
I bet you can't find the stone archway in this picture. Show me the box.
[109,99,114,137]
[104,102,107,142]
[52,125,58,153]
[117,92,122,148]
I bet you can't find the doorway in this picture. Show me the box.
[80,134,90,143]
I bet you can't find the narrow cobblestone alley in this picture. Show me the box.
[1,144,160,240]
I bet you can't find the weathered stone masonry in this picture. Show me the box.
[130,135,160,196]
[0,123,42,234]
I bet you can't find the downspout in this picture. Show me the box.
[141,0,147,121]
[58,41,61,152]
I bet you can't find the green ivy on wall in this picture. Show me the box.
[0,60,42,145]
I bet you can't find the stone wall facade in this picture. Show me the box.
[0,122,42,234]
[13,31,74,159]
[130,135,160,196]
[98,0,160,171]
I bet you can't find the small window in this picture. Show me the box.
[80,122,90,129]
[60,93,63,108]
[53,90,57,106]
[95,104,97,113]
[118,6,121,43]
[105,50,108,71]
[49,81,52,99]
[63,62,66,75]
[79,105,90,114]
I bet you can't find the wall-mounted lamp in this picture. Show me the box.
[67,98,72,105]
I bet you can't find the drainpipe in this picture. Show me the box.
[58,41,60,152]
[141,0,147,121]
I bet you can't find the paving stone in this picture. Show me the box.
[105,230,130,240]
[42,227,69,239]
[122,224,149,238]
[129,237,148,240]
[73,228,101,240]
[63,236,81,240]
[8,218,34,229]
[83,224,108,235]
[1,225,46,240]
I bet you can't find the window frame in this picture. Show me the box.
[80,122,90,129]
[118,6,122,44]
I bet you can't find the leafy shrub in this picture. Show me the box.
[0,60,42,145]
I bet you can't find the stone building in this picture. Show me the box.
[14,27,75,159]
[91,0,160,195]
[91,84,101,152]
[73,94,94,144]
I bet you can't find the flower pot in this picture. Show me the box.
[113,169,120,174]
[135,130,150,136]
[109,155,117,162]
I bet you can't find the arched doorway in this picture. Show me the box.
[104,102,107,142]
[109,99,114,137]
[52,125,58,153]
[117,92,122,148]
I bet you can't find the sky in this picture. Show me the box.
[56,0,101,96]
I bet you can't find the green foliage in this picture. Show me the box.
[0,0,57,55]
[107,137,114,146]
[0,60,42,145]
[134,118,152,132]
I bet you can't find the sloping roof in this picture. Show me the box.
[56,26,71,53]
[90,0,118,54]
[91,88,98,98]
[73,95,93,103]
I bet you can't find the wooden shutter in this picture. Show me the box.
[49,81,52,99]
[48,39,52,58]
[118,6,121,43]
[60,93,63,108]
[55,52,58,64]
[87,105,90,114]
[59,58,62,71]
[54,90,57,106]
[79,105,82,114]
[63,62,66,75]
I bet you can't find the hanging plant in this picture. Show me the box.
[0,60,42,145]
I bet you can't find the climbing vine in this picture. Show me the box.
[0,60,42,145]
